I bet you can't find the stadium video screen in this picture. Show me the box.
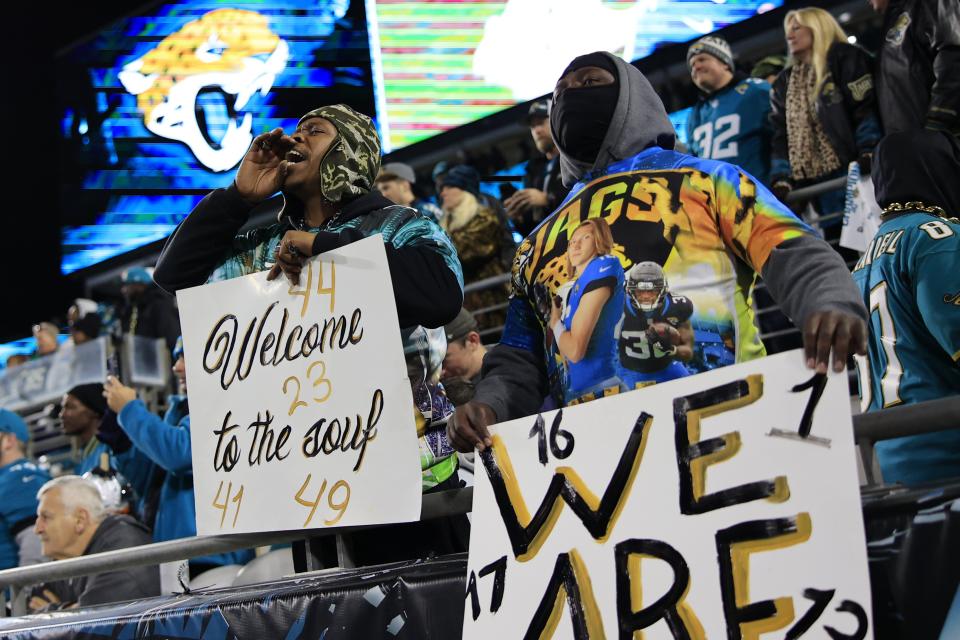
[367,0,781,151]
[58,0,375,274]
[60,0,779,274]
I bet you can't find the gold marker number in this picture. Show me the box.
[283,376,309,416]
[212,481,244,529]
[316,260,336,312]
[294,473,328,527]
[287,261,315,318]
[324,480,351,525]
[307,360,333,403]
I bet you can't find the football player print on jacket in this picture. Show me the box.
[549,218,624,404]
[617,261,694,389]
[509,162,777,406]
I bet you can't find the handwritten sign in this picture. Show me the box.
[178,236,421,535]
[463,350,872,639]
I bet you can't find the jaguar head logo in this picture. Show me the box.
[118,9,289,172]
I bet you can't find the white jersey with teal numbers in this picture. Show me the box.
[851,211,960,483]
[687,77,772,186]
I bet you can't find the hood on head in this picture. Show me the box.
[279,104,381,226]
[550,52,675,188]
[872,130,960,214]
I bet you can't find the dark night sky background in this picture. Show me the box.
[1,6,135,342]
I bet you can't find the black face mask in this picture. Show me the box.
[552,82,619,164]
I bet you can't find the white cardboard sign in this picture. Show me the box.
[463,350,872,639]
[178,235,421,535]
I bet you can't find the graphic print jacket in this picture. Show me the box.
[472,51,866,422]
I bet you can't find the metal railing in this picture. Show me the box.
[854,395,960,487]
[786,175,847,202]
[0,486,473,617]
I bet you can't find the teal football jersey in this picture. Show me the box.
[686,77,772,186]
[851,211,960,484]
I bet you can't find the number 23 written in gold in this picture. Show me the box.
[283,360,333,416]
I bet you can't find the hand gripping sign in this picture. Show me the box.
[463,350,872,639]
[178,236,421,534]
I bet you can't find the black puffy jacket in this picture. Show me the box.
[770,42,883,184]
[876,0,960,136]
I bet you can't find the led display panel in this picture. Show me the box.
[58,0,374,274]
[367,0,781,151]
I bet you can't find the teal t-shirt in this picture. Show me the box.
[0,459,50,569]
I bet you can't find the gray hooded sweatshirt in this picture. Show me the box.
[472,52,866,423]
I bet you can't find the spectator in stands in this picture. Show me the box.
[770,8,881,247]
[870,0,960,138]
[32,322,60,357]
[441,308,487,397]
[438,165,511,330]
[339,324,469,565]
[448,51,867,452]
[852,129,960,485]
[66,299,101,346]
[60,383,108,470]
[686,36,773,185]
[504,100,570,236]
[30,476,160,610]
[0,409,49,570]
[60,384,151,494]
[66,299,98,328]
[5,354,28,369]
[69,313,101,346]
[119,266,181,352]
[152,104,463,510]
[374,162,444,223]
[751,54,786,85]
[101,337,252,575]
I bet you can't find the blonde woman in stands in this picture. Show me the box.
[769,7,882,254]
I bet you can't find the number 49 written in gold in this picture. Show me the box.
[294,474,351,527]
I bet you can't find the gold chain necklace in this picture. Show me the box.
[881,201,960,223]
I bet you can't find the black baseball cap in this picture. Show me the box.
[526,99,549,124]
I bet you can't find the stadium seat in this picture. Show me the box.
[188,564,242,591]
[232,548,295,586]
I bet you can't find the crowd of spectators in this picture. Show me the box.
[0,0,957,618]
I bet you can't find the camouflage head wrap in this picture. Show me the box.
[297,104,381,203]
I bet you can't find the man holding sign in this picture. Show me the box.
[154,105,467,557]
[450,52,868,451]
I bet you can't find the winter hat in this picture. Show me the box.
[873,130,960,213]
[439,165,481,197]
[687,36,734,71]
[444,308,479,343]
[296,104,381,203]
[67,383,108,417]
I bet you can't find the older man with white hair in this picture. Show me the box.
[31,476,159,610]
